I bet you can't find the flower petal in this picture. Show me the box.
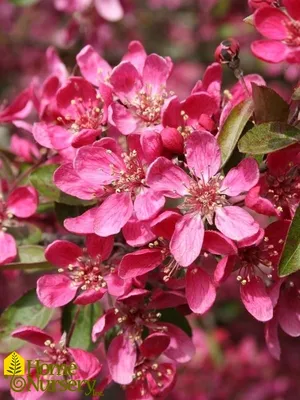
[134,187,165,221]
[0,232,16,265]
[45,240,82,267]
[254,7,289,40]
[251,40,288,63]
[76,45,112,85]
[12,326,53,347]
[202,230,237,255]
[86,234,114,260]
[140,333,170,359]
[64,207,98,234]
[7,186,38,218]
[68,348,102,380]
[119,249,162,279]
[186,266,216,314]
[143,54,170,94]
[37,274,77,307]
[283,0,300,20]
[162,323,195,363]
[221,158,259,196]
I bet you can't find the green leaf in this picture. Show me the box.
[9,0,40,6]
[252,84,290,124]
[279,207,300,277]
[160,308,192,337]
[238,122,299,154]
[62,303,102,351]
[0,289,54,353]
[2,245,54,271]
[6,222,42,245]
[217,98,254,167]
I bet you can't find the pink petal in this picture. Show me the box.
[162,323,195,363]
[12,326,53,347]
[7,186,38,218]
[74,289,105,305]
[221,158,259,196]
[109,62,143,102]
[119,249,162,279]
[76,45,112,85]
[71,128,99,148]
[170,214,204,267]
[215,206,260,241]
[140,130,163,163]
[283,0,300,20]
[186,266,216,314]
[47,125,72,150]
[54,163,99,200]
[182,93,218,118]
[146,157,191,198]
[140,333,170,359]
[214,255,237,285]
[162,96,183,128]
[122,40,147,73]
[265,317,281,360]
[134,187,165,221]
[278,290,300,337]
[186,131,221,182]
[143,54,170,94]
[45,240,82,267]
[37,274,77,307]
[95,0,124,22]
[150,210,181,240]
[92,309,117,341]
[107,335,137,385]
[0,88,32,122]
[75,145,123,185]
[240,277,273,322]
[111,102,138,135]
[105,272,127,297]
[86,234,114,260]
[122,216,156,247]
[161,127,184,153]
[32,122,54,148]
[68,348,102,380]
[148,289,186,309]
[202,230,237,255]
[94,192,133,236]
[245,185,278,217]
[254,7,289,40]
[251,40,288,63]
[64,206,98,234]
[0,232,16,264]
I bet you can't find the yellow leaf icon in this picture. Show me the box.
[3,352,25,376]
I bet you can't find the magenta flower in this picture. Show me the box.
[60,137,165,236]
[246,144,300,218]
[251,1,300,64]
[92,289,195,385]
[0,185,38,265]
[109,53,173,136]
[0,87,32,124]
[146,131,260,266]
[215,220,290,322]
[37,234,126,307]
[119,210,237,314]
[11,326,101,399]
[33,76,112,152]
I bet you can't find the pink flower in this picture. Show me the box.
[248,0,278,11]
[55,136,164,236]
[37,234,126,307]
[251,1,300,64]
[216,220,289,322]
[146,131,260,266]
[246,144,300,218]
[11,326,101,399]
[0,87,32,123]
[0,185,38,265]
[33,76,112,150]
[119,210,237,314]
[10,134,40,163]
[92,289,195,384]
[109,52,173,138]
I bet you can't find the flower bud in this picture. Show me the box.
[214,38,240,66]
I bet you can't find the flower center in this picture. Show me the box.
[110,150,146,194]
[180,175,228,223]
[148,237,181,281]
[43,340,71,365]
[266,166,300,214]
[58,249,113,292]
[131,361,173,394]
[132,89,169,126]
[285,20,300,47]
[57,95,104,133]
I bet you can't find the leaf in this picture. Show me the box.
[62,303,102,351]
[279,207,300,277]
[54,202,92,226]
[217,98,254,167]
[2,245,54,271]
[0,289,54,353]
[252,84,290,124]
[238,122,299,154]
[160,308,192,337]
[6,222,42,245]
[9,0,40,6]
[30,164,96,206]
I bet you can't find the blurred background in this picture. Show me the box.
[0,0,300,399]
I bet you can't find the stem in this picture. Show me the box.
[66,306,81,347]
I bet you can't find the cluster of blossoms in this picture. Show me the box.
[0,2,299,397]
